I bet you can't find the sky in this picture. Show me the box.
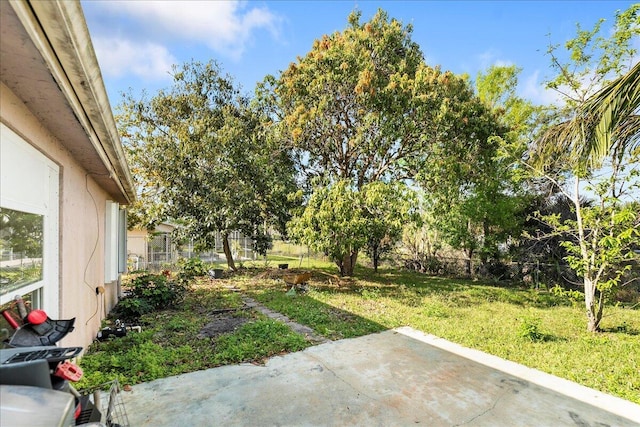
[81,1,638,109]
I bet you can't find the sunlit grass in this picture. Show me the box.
[239,265,640,404]
[78,263,639,403]
[242,255,336,271]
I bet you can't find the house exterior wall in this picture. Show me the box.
[1,82,119,348]
[127,229,149,267]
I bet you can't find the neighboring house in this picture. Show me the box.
[126,225,259,270]
[127,223,179,271]
[0,1,135,348]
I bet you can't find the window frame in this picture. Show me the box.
[0,124,59,316]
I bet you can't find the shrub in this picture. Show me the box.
[115,273,188,321]
[177,257,208,279]
[114,297,154,319]
[550,284,584,307]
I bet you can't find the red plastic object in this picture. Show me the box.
[1,310,19,329]
[54,361,84,382]
[74,397,81,419]
[27,309,48,325]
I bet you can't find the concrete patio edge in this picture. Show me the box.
[394,326,640,423]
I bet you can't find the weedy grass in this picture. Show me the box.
[78,264,639,404]
[76,277,310,390]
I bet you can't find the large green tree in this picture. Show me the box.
[266,9,502,275]
[415,67,527,277]
[119,60,297,270]
[269,10,426,188]
[471,65,540,274]
[531,5,640,332]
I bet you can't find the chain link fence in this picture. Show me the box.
[129,232,314,272]
[400,252,577,286]
[128,231,637,297]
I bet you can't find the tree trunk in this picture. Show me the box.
[480,218,490,266]
[465,248,474,277]
[372,244,379,273]
[339,251,358,277]
[572,177,603,333]
[222,233,237,271]
[584,276,601,332]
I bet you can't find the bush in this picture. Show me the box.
[177,257,209,279]
[115,273,188,321]
[550,284,584,307]
[115,297,154,319]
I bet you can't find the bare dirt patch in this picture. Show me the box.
[197,313,251,339]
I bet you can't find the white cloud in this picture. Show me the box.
[96,1,281,60]
[93,37,177,82]
[476,50,497,69]
[475,49,514,70]
[522,70,564,106]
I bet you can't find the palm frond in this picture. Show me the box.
[533,61,640,171]
[583,61,640,166]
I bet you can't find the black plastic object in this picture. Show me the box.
[1,346,83,365]
[209,268,224,279]
[97,326,127,341]
[0,346,82,395]
[7,318,75,347]
[6,325,41,347]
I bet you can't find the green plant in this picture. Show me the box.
[213,320,308,364]
[550,284,584,307]
[115,273,188,320]
[177,257,208,279]
[360,287,380,300]
[518,314,544,342]
[114,297,154,319]
[531,5,640,332]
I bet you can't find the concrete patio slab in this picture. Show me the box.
[120,327,640,426]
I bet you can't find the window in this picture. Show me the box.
[104,202,127,281]
[0,208,44,293]
[0,124,59,316]
[104,201,118,282]
[118,208,127,274]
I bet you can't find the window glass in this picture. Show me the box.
[0,207,44,297]
[1,123,59,315]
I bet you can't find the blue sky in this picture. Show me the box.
[82,1,637,108]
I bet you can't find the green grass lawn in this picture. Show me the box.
[235,265,640,404]
[77,263,639,404]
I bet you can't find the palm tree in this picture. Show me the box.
[533,61,639,332]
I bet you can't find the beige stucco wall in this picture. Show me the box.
[127,223,178,264]
[127,229,148,261]
[1,82,119,348]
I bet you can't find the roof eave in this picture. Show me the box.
[7,0,135,204]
